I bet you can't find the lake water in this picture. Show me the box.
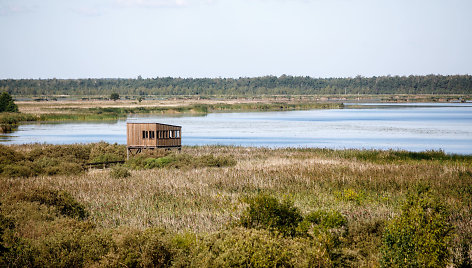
[1,103,472,154]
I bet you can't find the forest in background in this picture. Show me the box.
[1,74,471,96]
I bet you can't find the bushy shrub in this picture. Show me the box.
[110,165,131,179]
[299,209,347,237]
[137,148,170,159]
[126,155,148,170]
[0,145,25,165]
[297,209,349,264]
[29,221,110,267]
[2,220,113,267]
[32,157,84,176]
[0,191,112,267]
[304,209,347,229]
[239,193,303,237]
[128,153,237,170]
[104,228,174,267]
[381,186,454,267]
[1,163,33,177]
[89,142,126,163]
[144,156,175,169]
[0,143,129,177]
[18,188,89,220]
[0,237,36,267]
[192,227,332,267]
[27,144,92,164]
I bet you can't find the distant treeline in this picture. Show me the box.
[1,75,472,96]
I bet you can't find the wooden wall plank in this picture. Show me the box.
[127,123,181,148]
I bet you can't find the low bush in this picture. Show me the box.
[192,227,332,267]
[27,144,92,164]
[16,188,89,220]
[104,228,174,267]
[0,143,130,177]
[144,156,175,169]
[381,185,454,267]
[0,145,25,165]
[304,209,347,229]
[197,154,237,167]
[239,193,303,237]
[89,142,126,163]
[33,157,84,176]
[127,153,236,170]
[28,222,111,267]
[127,153,236,169]
[1,163,33,178]
[299,209,348,237]
[109,165,131,179]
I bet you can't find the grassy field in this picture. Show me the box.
[1,143,471,267]
[16,97,344,115]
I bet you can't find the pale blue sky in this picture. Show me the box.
[1,0,471,78]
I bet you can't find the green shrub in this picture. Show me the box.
[1,163,33,177]
[144,156,175,169]
[18,188,89,220]
[126,155,148,169]
[0,237,36,267]
[2,220,112,268]
[110,165,131,179]
[0,145,25,165]
[297,209,349,264]
[0,145,93,177]
[30,222,109,267]
[128,153,237,170]
[27,144,92,164]
[91,153,122,163]
[32,157,83,176]
[105,228,174,268]
[0,191,111,267]
[239,193,303,237]
[304,210,347,229]
[192,227,332,267]
[381,186,454,267]
[89,142,126,163]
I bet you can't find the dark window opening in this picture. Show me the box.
[150,131,155,139]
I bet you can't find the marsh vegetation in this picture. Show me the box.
[1,144,471,267]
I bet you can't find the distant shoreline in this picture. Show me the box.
[1,94,471,132]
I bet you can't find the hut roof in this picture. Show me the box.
[126,122,181,128]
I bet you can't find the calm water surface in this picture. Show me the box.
[1,103,472,154]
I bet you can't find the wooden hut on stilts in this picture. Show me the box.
[126,122,182,159]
